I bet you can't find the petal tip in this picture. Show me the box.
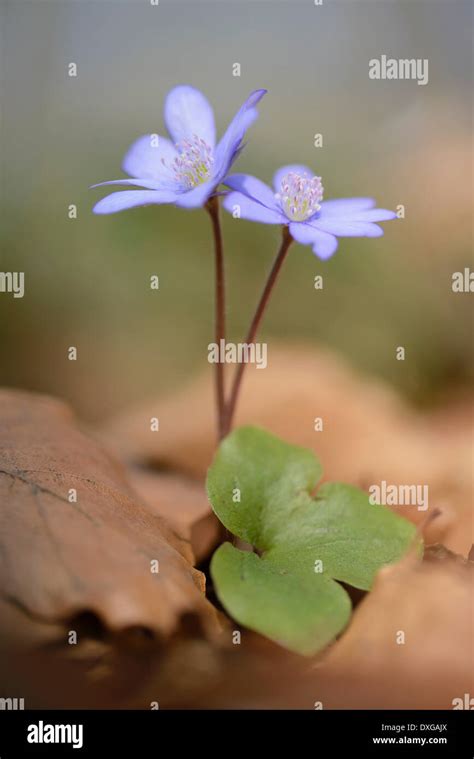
[92,201,109,215]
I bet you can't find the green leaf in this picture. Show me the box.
[208,426,419,656]
[207,425,322,550]
[212,543,351,656]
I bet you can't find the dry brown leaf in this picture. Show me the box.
[316,545,474,709]
[0,390,219,648]
[125,468,220,564]
[102,344,473,555]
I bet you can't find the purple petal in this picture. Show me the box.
[273,165,313,192]
[214,89,267,179]
[164,85,216,147]
[91,177,171,191]
[174,181,214,209]
[288,221,320,245]
[311,231,339,260]
[318,207,396,222]
[318,198,376,217]
[289,222,338,260]
[353,209,396,222]
[93,189,178,215]
[122,134,178,184]
[312,219,384,237]
[225,173,277,210]
[223,191,285,224]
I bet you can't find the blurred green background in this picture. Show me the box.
[1,0,472,421]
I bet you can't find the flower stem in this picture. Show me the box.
[206,196,227,442]
[223,226,293,436]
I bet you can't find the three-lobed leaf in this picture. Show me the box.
[208,426,419,655]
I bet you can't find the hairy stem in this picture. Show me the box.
[223,226,293,436]
[206,196,227,442]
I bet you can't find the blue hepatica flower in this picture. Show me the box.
[223,166,397,259]
[92,85,267,214]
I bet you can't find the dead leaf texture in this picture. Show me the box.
[316,545,474,709]
[0,390,218,647]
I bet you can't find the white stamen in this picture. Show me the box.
[275,172,324,221]
[168,134,214,189]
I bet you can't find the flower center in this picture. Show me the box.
[275,172,324,221]
[170,135,214,189]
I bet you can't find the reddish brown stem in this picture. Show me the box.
[223,226,293,436]
[206,196,227,442]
